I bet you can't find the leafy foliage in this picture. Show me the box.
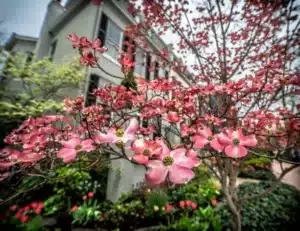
[238,169,276,181]
[43,166,91,216]
[244,156,272,169]
[219,182,300,231]
[72,199,101,225]
[0,53,84,146]
[161,206,221,231]
[168,178,221,206]
[146,190,169,209]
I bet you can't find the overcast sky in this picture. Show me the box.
[0,0,67,43]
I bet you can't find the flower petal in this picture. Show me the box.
[126,118,139,135]
[186,149,197,158]
[210,139,224,152]
[169,165,195,184]
[171,148,199,168]
[81,139,95,152]
[239,134,257,147]
[217,133,232,145]
[131,155,149,164]
[132,139,146,154]
[57,148,77,163]
[0,161,15,168]
[145,160,167,185]
[61,138,80,149]
[198,126,212,138]
[94,130,116,144]
[224,145,248,158]
[192,135,208,149]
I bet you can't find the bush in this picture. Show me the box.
[219,182,300,231]
[244,156,272,169]
[238,169,276,181]
[161,206,221,231]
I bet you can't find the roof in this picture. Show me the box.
[4,33,38,51]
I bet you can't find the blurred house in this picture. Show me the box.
[5,0,191,201]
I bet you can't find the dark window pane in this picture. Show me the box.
[154,61,159,79]
[145,53,151,81]
[86,74,100,106]
[50,41,57,61]
[98,13,108,45]
[165,70,169,79]
[153,116,162,138]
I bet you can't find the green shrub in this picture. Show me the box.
[238,169,276,181]
[219,182,300,231]
[167,178,220,206]
[161,206,221,231]
[146,190,169,210]
[244,156,272,168]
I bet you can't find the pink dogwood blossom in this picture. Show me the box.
[130,139,163,164]
[218,128,257,158]
[57,137,95,163]
[192,126,224,152]
[94,118,138,145]
[145,145,200,185]
[164,111,181,123]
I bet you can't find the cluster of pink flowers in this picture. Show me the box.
[178,200,198,210]
[10,202,44,223]
[67,34,107,67]
[82,191,95,201]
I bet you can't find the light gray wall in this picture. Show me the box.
[35,1,65,59]
[2,39,37,96]
[11,40,36,54]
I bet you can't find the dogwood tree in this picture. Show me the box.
[0,0,299,230]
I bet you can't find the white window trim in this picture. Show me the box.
[102,53,121,67]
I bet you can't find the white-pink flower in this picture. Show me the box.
[164,111,182,123]
[192,126,224,152]
[94,118,138,145]
[130,139,162,164]
[57,137,95,163]
[145,145,200,185]
[218,128,257,158]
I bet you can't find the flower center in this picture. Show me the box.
[75,144,82,150]
[232,138,240,146]
[163,156,174,166]
[143,149,151,156]
[207,136,214,141]
[35,142,40,146]
[116,141,124,148]
[116,128,124,137]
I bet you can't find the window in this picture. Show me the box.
[145,53,151,81]
[49,40,57,61]
[165,70,169,79]
[25,52,33,64]
[86,74,100,106]
[134,47,145,76]
[154,61,159,79]
[153,116,162,138]
[98,13,123,60]
[99,76,111,88]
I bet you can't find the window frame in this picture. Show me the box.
[85,74,100,106]
[99,14,123,60]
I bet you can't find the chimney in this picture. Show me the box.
[35,0,65,59]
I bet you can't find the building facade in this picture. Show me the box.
[34,0,190,201]
[1,33,37,94]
